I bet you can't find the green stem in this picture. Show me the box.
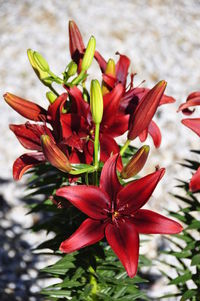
[94,123,100,168]
[120,139,131,156]
[49,85,59,96]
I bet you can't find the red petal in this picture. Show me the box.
[128,81,167,140]
[159,94,175,105]
[13,152,45,180]
[4,93,47,121]
[189,167,200,192]
[100,134,122,170]
[148,120,162,148]
[181,118,200,137]
[48,93,68,123]
[115,53,130,87]
[102,74,116,89]
[94,50,107,73]
[66,86,91,120]
[68,20,85,66]
[61,113,88,140]
[9,122,53,151]
[100,154,122,201]
[9,124,42,151]
[60,218,105,253]
[102,114,129,137]
[102,84,124,128]
[48,93,68,140]
[178,92,200,115]
[139,128,148,143]
[56,185,110,219]
[133,209,183,234]
[117,168,165,214]
[105,220,139,278]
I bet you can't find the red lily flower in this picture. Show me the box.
[56,154,182,278]
[5,92,71,179]
[62,84,129,167]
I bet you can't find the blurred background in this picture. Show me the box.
[0,0,200,300]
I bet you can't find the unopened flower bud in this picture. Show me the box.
[27,49,52,86]
[66,61,78,77]
[46,91,57,104]
[106,58,116,76]
[41,135,71,173]
[102,58,116,95]
[121,145,150,179]
[90,79,103,124]
[81,36,96,71]
[33,51,50,72]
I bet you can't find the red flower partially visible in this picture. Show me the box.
[189,167,200,192]
[178,91,200,137]
[56,154,182,278]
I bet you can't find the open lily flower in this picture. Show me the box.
[62,84,129,167]
[56,154,182,278]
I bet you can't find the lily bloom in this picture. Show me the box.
[4,92,72,179]
[56,154,182,278]
[62,84,129,167]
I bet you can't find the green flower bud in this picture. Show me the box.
[90,79,103,124]
[66,61,78,77]
[81,36,96,71]
[27,49,52,85]
[33,51,50,72]
[46,91,57,104]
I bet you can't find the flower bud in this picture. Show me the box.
[41,135,71,173]
[27,49,52,86]
[90,79,103,124]
[128,80,167,140]
[33,51,50,72]
[46,91,57,104]
[3,92,47,121]
[102,58,116,95]
[106,58,116,76]
[121,145,150,179]
[66,61,78,77]
[81,36,96,71]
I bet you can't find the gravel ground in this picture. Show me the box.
[0,0,200,300]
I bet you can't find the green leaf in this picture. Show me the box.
[180,289,197,300]
[191,254,200,266]
[169,271,192,285]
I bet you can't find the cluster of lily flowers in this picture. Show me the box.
[4,20,186,278]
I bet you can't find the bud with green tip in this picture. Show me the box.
[46,91,57,104]
[121,145,150,179]
[66,61,78,77]
[33,51,50,72]
[27,49,52,86]
[81,36,96,71]
[90,79,103,124]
